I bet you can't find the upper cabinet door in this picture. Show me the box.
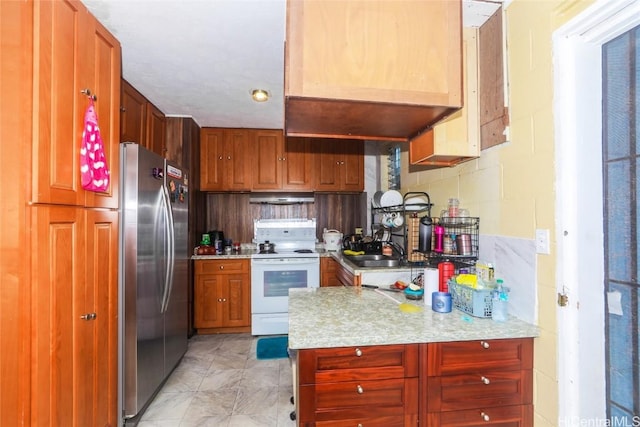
[84,17,121,209]
[146,102,166,157]
[285,0,462,140]
[121,80,147,145]
[32,0,121,208]
[200,128,225,191]
[282,137,315,191]
[251,130,284,190]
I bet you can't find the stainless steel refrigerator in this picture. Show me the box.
[119,143,189,424]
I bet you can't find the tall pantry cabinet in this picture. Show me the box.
[1,1,121,425]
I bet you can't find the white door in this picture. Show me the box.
[555,0,640,424]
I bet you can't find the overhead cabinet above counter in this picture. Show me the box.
[284,0,462,141]
[199,128,364,193]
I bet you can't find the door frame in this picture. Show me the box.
[553,0,640,423]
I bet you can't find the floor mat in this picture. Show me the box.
[256,335,289,360]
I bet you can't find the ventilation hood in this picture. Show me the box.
[249,192,315,205]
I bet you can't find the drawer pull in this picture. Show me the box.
[481,376,490,385]
[355,348,362,357]
[220,265,224,270]
[480,411,490,421]
[480,340,490,349]
[357,424,363,427]
[356,385,364,394]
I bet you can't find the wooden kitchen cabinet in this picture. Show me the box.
[315,139,364,192]
[421,338,534,427]
[297,344,419,425]
[25,2,122,426]
[410,28,480,168]
[200,128,253,191]
[252,132,315,191]
[121,79,147,145]
[285,0,462,141]
[146,101,166,157]
[120,79,167,158]
[33,0,121,209]
[31,206,119,427]
[194,259,251,333]
[320,257,342,287]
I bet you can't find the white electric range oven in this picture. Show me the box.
[251,218,320,335]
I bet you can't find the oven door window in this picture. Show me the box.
[264,270,308,297]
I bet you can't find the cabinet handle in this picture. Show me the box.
[480,411,490,422]
[80,313,96,321]
[481,376,490,385]
[357,424,363,427]
[218,156,223,160]
[480,340,490,349]
[227,156,232,160]
[356,385,363,394]
[355,348,362,357]
[220,265,224,270]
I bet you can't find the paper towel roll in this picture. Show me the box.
[424,268,439,305]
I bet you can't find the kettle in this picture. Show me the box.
[322,229,343,252]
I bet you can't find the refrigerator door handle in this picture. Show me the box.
[160,185,175,314]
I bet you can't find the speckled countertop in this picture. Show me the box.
[288,286,539,350]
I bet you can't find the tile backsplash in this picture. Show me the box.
[479,235,537,325]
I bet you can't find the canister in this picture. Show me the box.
[456,234,472,255]
[432,292,452,313]
[438,261,455,292]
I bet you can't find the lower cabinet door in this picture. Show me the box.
[299,378,418,425]
[427,404,533,427]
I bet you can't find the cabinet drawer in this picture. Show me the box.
[298,344,418,384]
[315,415,405,427]
[195,259,248,274]
[425,338,533,376]
[426,369,533,412]
[299,378,418,424]
[426,404,533,427]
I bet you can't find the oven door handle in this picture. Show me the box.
[251,257,319,265]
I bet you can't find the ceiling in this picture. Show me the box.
[82,0,502,130]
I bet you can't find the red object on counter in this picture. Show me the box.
[438,261,455,292]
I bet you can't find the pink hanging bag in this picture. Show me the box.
[80,98,110,192]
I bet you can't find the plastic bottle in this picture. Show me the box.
[433,224,445,253]
[491,279,509,322]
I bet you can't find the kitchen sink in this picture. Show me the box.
[343,254,402,268]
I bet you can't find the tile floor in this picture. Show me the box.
[138,334,297,427]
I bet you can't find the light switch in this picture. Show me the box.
[535,229,550,254]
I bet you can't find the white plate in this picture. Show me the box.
[380,190,403,207]
[405,196,429,211]
[372,191,384,208]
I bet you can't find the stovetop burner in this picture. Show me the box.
[294,249,313,253]
[258,250,277,254]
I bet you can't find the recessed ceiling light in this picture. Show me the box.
[251,89,269,102]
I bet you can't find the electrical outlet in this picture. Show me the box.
[535,229,550,254]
